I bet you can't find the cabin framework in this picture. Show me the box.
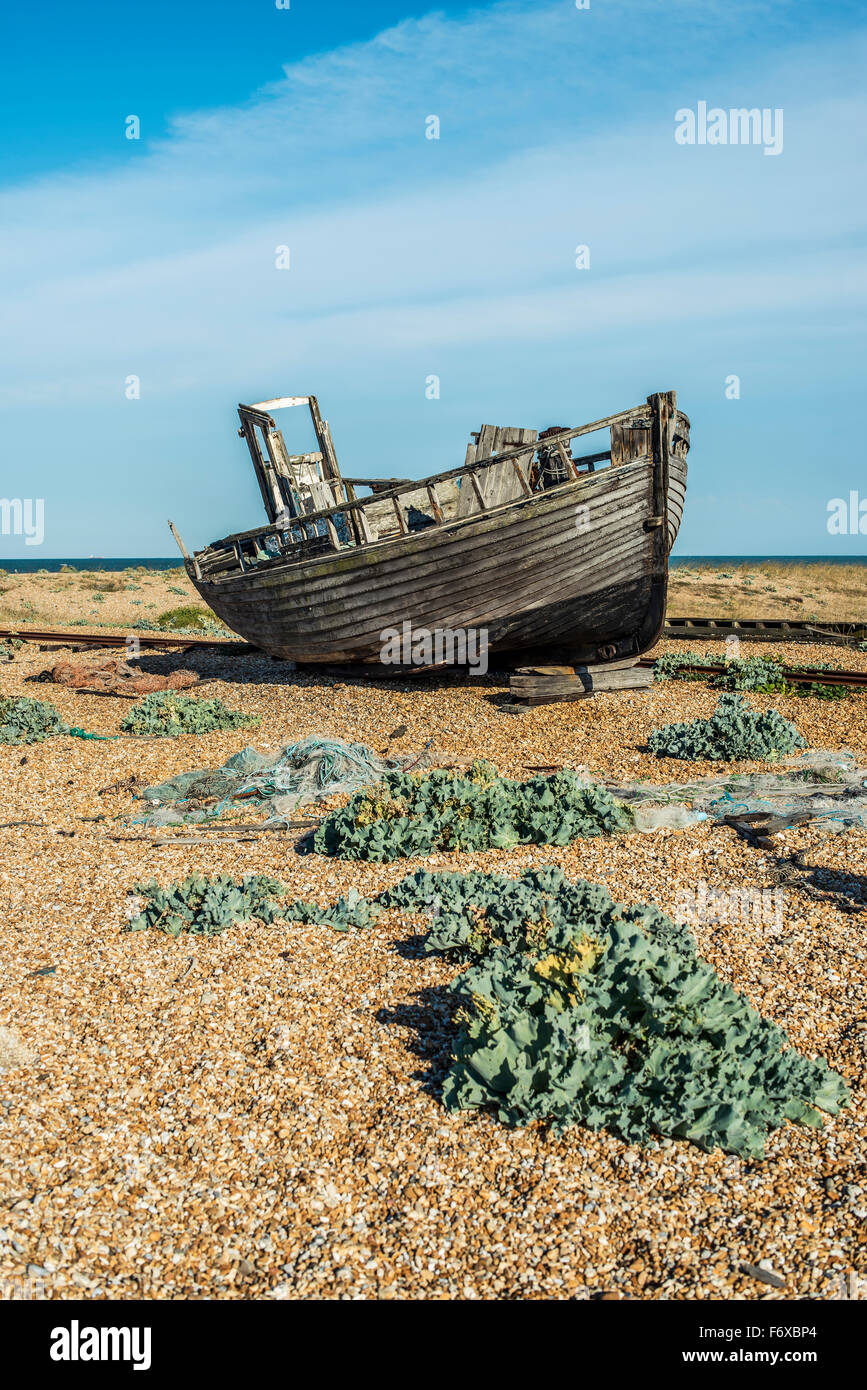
[176,390,689,669]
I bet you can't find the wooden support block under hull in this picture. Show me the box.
[508,660,653,706]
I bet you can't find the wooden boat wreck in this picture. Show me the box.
[172,390,688,670]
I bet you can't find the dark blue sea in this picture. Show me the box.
[0,554,865,573]
[0,558,181,573]
[669,556,867,567]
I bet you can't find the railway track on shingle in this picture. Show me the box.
[663,617,866,643]
[1,616,865,667]
[637,657,867,689]
[0,624,251,653]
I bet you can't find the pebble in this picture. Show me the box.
[0,1026,37,1071]
[0,623,864,1299]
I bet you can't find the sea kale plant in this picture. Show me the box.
[648,693,806,762]
[124,873,286,936]
[312,760,634,861]
[384,866,848,1158]
[284,887,382,932]
[654,651,851,701]
[653,651,786,691]
[0,695,69,744]
[120,691,259,737]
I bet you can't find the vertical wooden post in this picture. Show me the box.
[343,481,363,547]
[556,439,579,480]
[238,412,285,522]
[510,459,532,497]
[611,415,652,468]
[308,397,341,483]
[647,390,675,565]
[356,503,375,544]
[426,484,445,525]
[467,471,486,511]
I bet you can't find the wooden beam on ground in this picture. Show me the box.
[508,660,652,706]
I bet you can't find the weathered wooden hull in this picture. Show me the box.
[189,452,688,667]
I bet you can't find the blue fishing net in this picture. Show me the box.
[605,749,867,833]
[132,735,430,826]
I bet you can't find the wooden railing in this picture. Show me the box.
[197,402,664,576]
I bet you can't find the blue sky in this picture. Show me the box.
[0,0,865,556]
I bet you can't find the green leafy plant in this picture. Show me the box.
[0,638,23,663]
[119,692,259,737]
[284,888,381,932]
[0,695,69,744]
[707,656,787,691]
[155,604,225,633]
[654,651,786,691]
[312,762,633,861]
[80,574,125,592]
[649,693,805,761]
[654,652,852,701]
[383,866,848,1158]
[124,873,286,936]
[792,682,850,702]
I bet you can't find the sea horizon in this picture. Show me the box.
[1,554,866,574]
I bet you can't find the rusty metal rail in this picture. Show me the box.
[0,624,249,652]
[638,658,867,689]
[2,616,866,664]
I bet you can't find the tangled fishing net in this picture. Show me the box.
[606,747,867,834]
[47,659,199,696]
[134,736,431,825]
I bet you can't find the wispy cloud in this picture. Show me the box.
[0,0,864,552]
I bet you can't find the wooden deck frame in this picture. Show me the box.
[198,398,679,576]
[180,388,687,670]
